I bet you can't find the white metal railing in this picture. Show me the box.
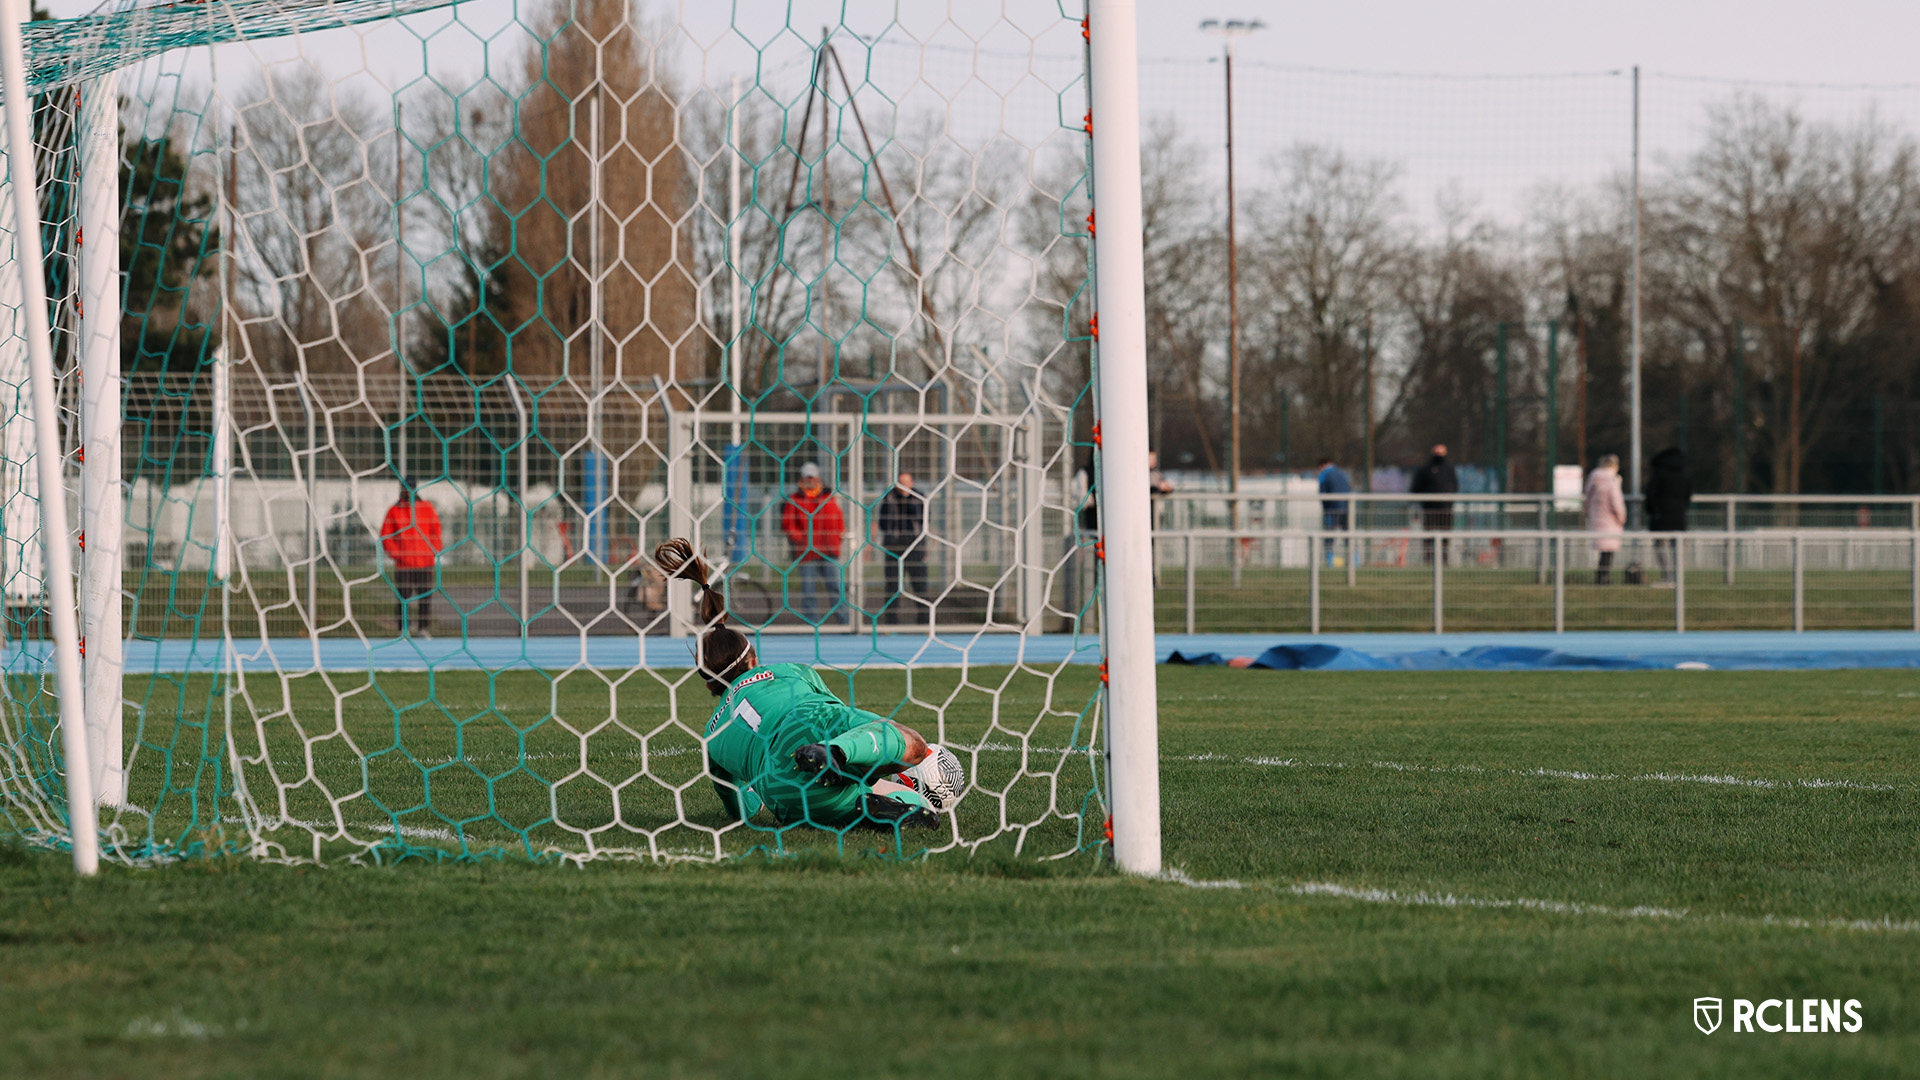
[1152,490,1920,533]
[1153,526,1920,635]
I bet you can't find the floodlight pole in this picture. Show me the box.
[1,0,98,874]
[1091,0,1161,876]
[1202,17,1262,536]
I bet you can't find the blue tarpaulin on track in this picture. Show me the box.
[1167,644,1657,671]
[1164,642,1920,672]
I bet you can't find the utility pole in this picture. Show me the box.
[1201,18,1263,519]
[1629,65,1643,503]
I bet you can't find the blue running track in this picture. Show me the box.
[1,629,1914,673]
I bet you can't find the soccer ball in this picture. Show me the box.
[900,743,965,811]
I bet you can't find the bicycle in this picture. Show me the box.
[626,555,778,628]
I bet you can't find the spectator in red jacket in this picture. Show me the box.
[380,478,444,637]
[780,462,846,625]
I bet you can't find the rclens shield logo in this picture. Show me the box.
[1694,998,1864,1033]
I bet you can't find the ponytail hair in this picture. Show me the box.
[653,539,756,695]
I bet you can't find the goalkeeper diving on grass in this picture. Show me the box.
[654,539,965,831]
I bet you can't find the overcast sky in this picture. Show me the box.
[41,0,1920,87]
[40,0,1920,226]
[1137,0,1920,84]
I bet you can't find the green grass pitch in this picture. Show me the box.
[4,667,1918,1077]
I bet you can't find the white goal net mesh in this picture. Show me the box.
[0,0,1110,864]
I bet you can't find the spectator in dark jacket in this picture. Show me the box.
[876,472,929,625]
[1645,447,1692,585]
[1410,444,1458,565]
[1317,457,1353,567]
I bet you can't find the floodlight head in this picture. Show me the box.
[1200,17,1266,39]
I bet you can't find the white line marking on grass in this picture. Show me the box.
[1519,767,1609,781]
[1189,754,1897,792]
[409,746,703,767]
[1159,868,1247,889]
[1287,881,1920,935]
[276,818,461,842]
[1374,759,1486,774]
[123,1009,253,1039]
[1291,881,1690,921]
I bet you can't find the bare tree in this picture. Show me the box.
[1660,96,1920,493]
[1531,178,1631,473]
[230,67,394,380]
[1379,190,1524,468]
[1247,144,1403,467]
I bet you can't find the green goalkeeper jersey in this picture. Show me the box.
[703,663,906,827]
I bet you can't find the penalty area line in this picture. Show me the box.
[1285,881,1920,935]
[1183,753,1898,792]
[1152,873,1920,934]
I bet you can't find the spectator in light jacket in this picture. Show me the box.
[780,463,846,625]
[1584,454,1627,585]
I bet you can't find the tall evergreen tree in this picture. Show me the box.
[119,131,216,372]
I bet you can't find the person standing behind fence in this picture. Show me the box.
[1585,454,1627,585]
[1316,457,1352,568]
[1645,447,1691,586]
[380,478,443,637]
[877,472,929,625]
[1411,444,1457,565]
[781,463,847,625]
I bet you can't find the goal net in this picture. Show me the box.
[0,0,1113,864]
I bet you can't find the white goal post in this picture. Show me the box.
[0,0,96,874]
[1087,0,1160,876]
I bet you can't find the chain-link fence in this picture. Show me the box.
[112,372,1084,639]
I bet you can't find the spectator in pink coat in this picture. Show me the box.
[1584,454,1627,585]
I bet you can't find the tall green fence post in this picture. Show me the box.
[1732,320,1746,493]
[1546,319,1559,480]
[1873,395,1885,496]
[1495,322,1508,493]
